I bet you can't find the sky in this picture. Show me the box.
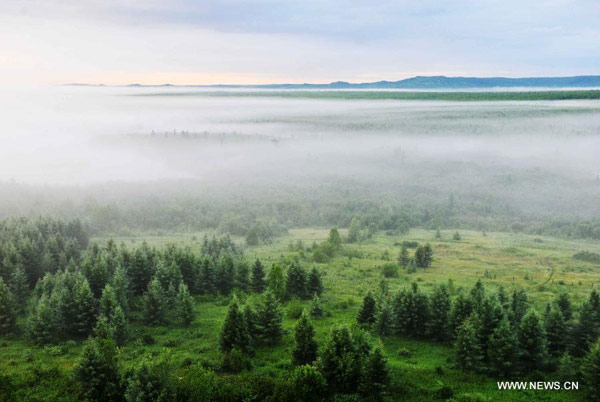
[0,0,599,85]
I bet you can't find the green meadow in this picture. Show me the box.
[3,227,598,401]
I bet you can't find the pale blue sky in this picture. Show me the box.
[1,0,599,84]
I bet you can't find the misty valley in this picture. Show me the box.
[1,88,600,402]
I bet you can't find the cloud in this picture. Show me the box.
[0,0,598,84]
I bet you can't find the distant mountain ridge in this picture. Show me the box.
[65,75,600,89]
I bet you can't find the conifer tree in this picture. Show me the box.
[357,291,377,327]
[251,259,266,293]
[235,260,250,292]
[129,243,156,295]
[320,326,363,394]
[215,255,235,295]
[76,336,123,402]
[570,301,599,357]
[556,292,573,322]
[99,284,119,318]
[488,317,518,377]
[219,299,251,353]
[469,279,485,307]
[360,348,390,401]
[285,262,308,299]
[197,257,216,295]
[256,290,283,345]
[242,304,259,340]
[510,289,528,328]
[110,306,128,346]
[292,313,318,366]
[74,278,97,337]
[111,264,129,315]
[375,300,393,336]
[428,284,451,341]
[328,227,342,249]
[398,245,410,267]
[476,296,503,361]
[455,313,484,371]
[582,338,600,402]
[289,365,327,402]
[310,296,324,318]
[518,310,547,373]
[143,278,165,325]
[267,263,286,300]
[497,286,509,312]
[0,278,17,335]
[545,307,568,358]
[28,295,59,344]
[307,266,323,297]
[177,282,194,326]
[8,266,28,312]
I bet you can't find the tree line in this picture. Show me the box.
[356,279,600,400]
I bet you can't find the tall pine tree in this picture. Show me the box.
[292,313,318,366]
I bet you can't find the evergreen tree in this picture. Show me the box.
[545,307,568,358]
[285,262,308,299]
[219,299,251,353]
[75,337,123,402]
[320,326,363,394]
[357,291,377,327]
[28,294,59,344]
[583,339,600,402]
[497,286,509,312]
[292,313,318,366]
[215,255,235,295]
[256,290,283,345]
[455,313,484,371]
[360,348,390,401]
[310,296,324,318]
[128,243,156,295]
[556,292,573,322]
[307,266,323,296]
[289,365,327,402]
[477,296,503,361]
[111,264,129,315]
[235,260,250,292]
[242,304,259,340]
[251,259,266,293]
[469,279,485,307]
[267,263,286,300]
[143,278,166,325]
[375,300,393,336]
[488,317,518,377]
[0,278,17,335]
[570,301,599,357]
[124,361,175,402]
[99,284,119,318]
[197,257,216,295]
[518,310,547,373]
[110,306,128,346]
[510,289,528,328]
[328,227,342,249]
[428,284,451,341]
[398,245,409,267]
[8,266,28,312]
[347,218,362,243]
[177,282,194,326]
[73,278,97,337]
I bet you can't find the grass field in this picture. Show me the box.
[3,228,600,401]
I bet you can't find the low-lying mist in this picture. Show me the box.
[1,86,599,232]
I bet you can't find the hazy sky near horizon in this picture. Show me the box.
[1,0,599,85]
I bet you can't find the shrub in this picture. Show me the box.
[221,348,252,373]
[381,263,399,278]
